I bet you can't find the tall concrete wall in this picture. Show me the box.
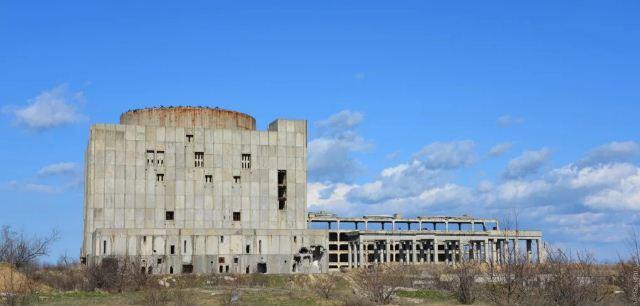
[82,107,326,274]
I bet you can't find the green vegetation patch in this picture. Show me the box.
[397,289,452,301]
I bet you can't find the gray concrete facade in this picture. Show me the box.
[82,107,328,274]
[82,107,543,275]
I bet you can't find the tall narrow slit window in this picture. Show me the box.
[146,150,155,166]
[205,175,213,183]
[156,151,164,166]
[278,170,287,210]
[156,173,164,182]
[194,152,204,167]
[241,154,251,169]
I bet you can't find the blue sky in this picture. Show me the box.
[1,1,640,261]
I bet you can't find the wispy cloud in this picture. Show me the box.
[497,115,524,127]
[502,148,551,179]
[577,141,640,166]
[37,162,78,177]
[4,85,87,130]
[489,142,513,157]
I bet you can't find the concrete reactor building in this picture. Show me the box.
[82,107,544,275]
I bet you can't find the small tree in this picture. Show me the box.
[314,273,340,299]
[352,263,407,304]
[618,229,640,305]
[485,212,539,306]
[0,225,59,270]
[542,248,608,306]
[449,257,481,304]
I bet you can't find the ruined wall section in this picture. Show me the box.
[120,107,256,130]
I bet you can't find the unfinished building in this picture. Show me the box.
[81,107,543,275]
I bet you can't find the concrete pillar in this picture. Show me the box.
[471,221,475,232]
[513,239,519,260]
[433,240,439,264]
[385,240,391,263]
[358,242,364,267]
[445,222,449,232]
[364,221,368,231]
[491,239,497,264]
[347,242,352,268]
[526,239,532,263]
[418,221,422,231]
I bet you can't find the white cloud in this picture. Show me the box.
[7,85,86,130]
[5,181,58,194]
[308,110,372,183]
[497,115,524,127]
[413,140,477,169]
[489,142,513,157]
[37,162,78,177]
[503,148,551,179]
[577,141,640,166]
[584,171,640,211]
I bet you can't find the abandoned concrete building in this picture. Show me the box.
[81,107,543,275]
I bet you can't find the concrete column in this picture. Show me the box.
[385,239,391,263]
[433,240,439,264]
[491,239,497,264]
[364,221,368,231]
[347,242,352,268]
[358,242,364,267]
[445,222,449,232]
[526,239,532,263]
[471,221,475,232]
[513,239,519,260]
[419,221,422,231]
[482,240,488,263]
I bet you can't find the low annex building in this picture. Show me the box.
[81,107,543,275]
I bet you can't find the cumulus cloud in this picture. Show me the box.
[413,140,477,169]
[308,110,372,183]
[346,141,477,204]
[5,85,87,130]
[497,115,524,127]
[502,148,551,179]
[307,139,640,260]
[37,162,78,177]
[577,141,640,166]
[489,142,513,157]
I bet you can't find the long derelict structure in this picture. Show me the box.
[81,107,543,275]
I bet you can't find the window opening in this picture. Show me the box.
[165,211,174,221]
[146,150,155,166]
[278,170,287,210]
[194,152,204,167]
[233,212,241,221]
[241,154,251,169]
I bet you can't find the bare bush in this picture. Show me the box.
[314,273,340,299]
[485,214,539,306]
[442,259,481,304]
[142,286,171,306]
[0,226,59,270]
[86,257,148,292]
[618,229,640,305]
[351,264,407,304]
[541,248,608,306]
